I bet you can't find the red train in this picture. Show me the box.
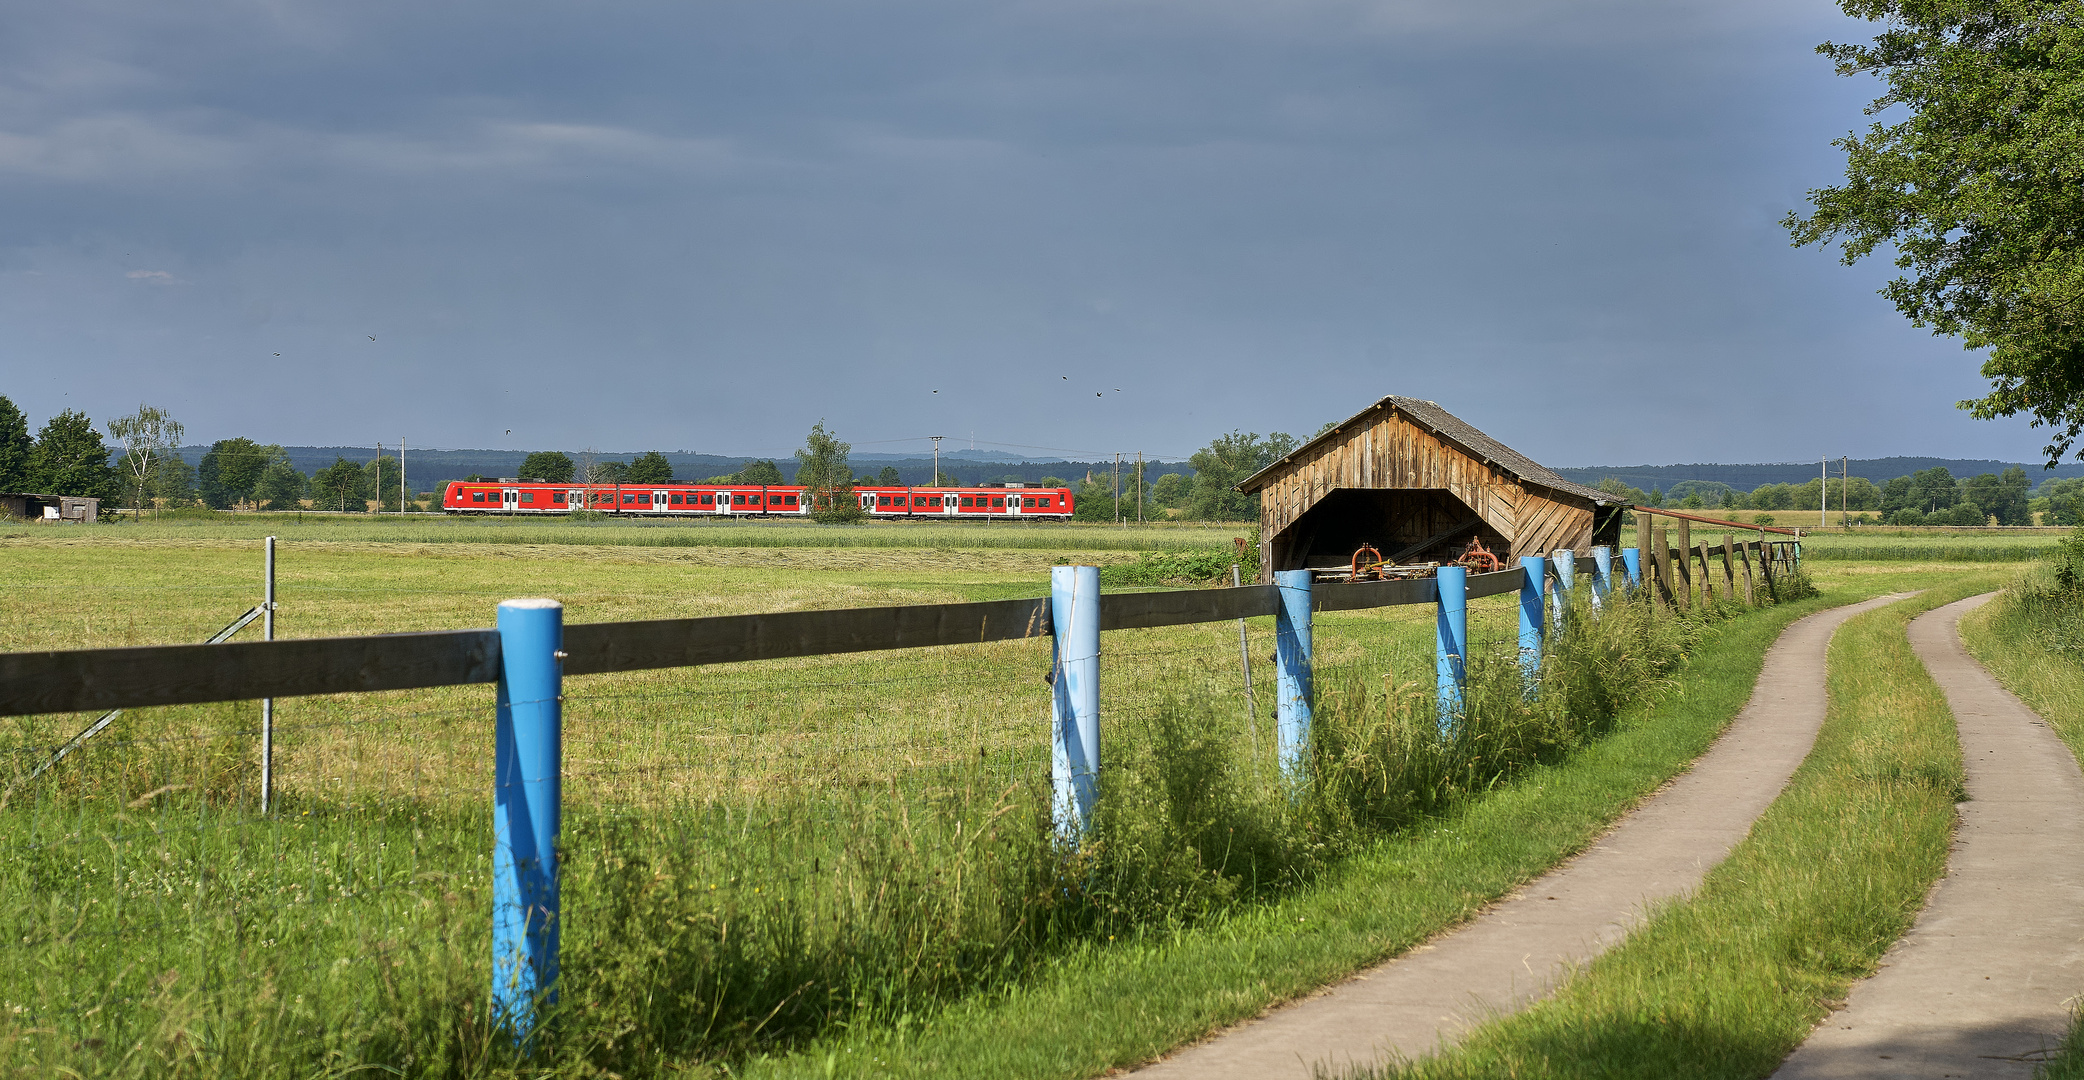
[441,478,1076,520]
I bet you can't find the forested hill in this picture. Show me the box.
[167,446,1190,489]
[1553,457,2084,491]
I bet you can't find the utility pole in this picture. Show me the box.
[930,435,944,487]
[1820,456,1827,529]
[1114,453,1122,525]
[1137,451,1144,523]
[401,437,408,514]
[1840,456,1848,528]
[375,441,382,516]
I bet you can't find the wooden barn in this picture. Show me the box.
[1238,395,1627,580]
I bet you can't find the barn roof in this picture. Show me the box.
[1237,395,1617,505]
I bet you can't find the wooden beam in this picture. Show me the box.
[4,567,1530,719]
[0,629,501,718]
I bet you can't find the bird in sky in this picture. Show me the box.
[368,336,375,341]
[274,353,280,356]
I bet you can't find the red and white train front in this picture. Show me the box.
[442,479,1073,519]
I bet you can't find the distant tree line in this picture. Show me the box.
[1595,465,2056,526]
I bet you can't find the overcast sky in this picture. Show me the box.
[0,0,2052,467]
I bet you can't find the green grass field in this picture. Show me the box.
[0,521,2014,1077]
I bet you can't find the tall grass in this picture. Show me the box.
[2,586,1747,1077]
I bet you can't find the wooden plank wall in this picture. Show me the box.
[1258,406,1596,576]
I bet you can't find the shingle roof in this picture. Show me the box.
[1237,395,1616,505]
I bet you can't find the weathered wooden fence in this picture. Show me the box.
[1,532,1771,1038]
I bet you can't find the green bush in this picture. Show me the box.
[1094,549,1242,587]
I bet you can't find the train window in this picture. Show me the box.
[961,497,973,507]
[1026,498,1038,508]
[670,493,681,504]
[878,496,889,506]
[522,492,535,503]
[700,493,712,504]
[553,492,566,504]
[785,494,797,505]
[471,492,484,502]
[991,496,1004,507]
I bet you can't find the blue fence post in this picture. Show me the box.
[1435,565,1468,733]
[1274,569,1313,779]
[1550,549,1575,629]
[493,598,564,1043]
[1050,565,1101,843]
[1620,547,1642,592]
[1518,556,1546,689]
[1591,545,1613,609]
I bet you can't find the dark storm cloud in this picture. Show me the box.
[0,0,2043,465]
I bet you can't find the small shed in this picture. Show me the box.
[1238,396,1624,579]
[0,493,101,523]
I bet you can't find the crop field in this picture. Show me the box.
[0,519,2014,1077]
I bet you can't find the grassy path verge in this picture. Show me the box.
[1357,576,1997,1080]
[734,576,1957,1079]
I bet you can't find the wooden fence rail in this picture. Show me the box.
[0,567,1529,719]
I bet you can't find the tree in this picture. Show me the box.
[794,420,862,523]
[737,459,784,485]
[363,453,402,511]
[253,457,309,511]
[198,438,271,510]
[876,466,902,486]
[312,457,367,512]
[30,410,118,501]
[105,404,184,518]
[1596,477,1649,505]
[1149,472,1190,510]
[519,451,575,483]
[153,453,199,507]
[2035,477,2084,525]
[1073,477,1117,522]
[1787,2,2084,464]
[1909,467,1960,514]
[1185,430,1298,521]
[0,396,30,491]
[1961,467,2032,525]
[626,451,674,485]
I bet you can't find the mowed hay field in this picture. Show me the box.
[2,520,1536,1075]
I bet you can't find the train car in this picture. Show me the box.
[441,479,1073,520]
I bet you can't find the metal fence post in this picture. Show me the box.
[1435,565,1468,732]
[260,535,276,815]
[1518,556,1546,688]
[1621,547,1642,592]
[1050,565,1100,843]
[1550,549,1575,629]
[1273,569,1313,779]
[1591,545,1612,610]
[1232,564,1260,756]
[493,598,564,1042]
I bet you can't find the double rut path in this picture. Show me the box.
[1134,593,2084,1079]
[1134,594,1907,1078]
